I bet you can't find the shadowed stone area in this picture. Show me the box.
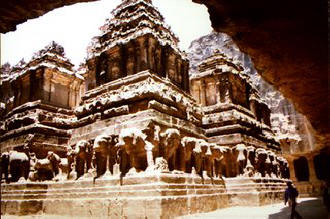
[192,0,328,148]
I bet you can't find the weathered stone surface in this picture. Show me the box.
[1,174,288,217]
[0,0,298,217]
[0,0,326,151]
[192,0,327,147]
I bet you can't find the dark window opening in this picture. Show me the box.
[294,156,309,181]
[313,153,330,180]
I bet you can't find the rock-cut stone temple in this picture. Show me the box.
[0,0,291,217]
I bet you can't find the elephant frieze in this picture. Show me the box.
[1,150,30,183]
[255,148,268,177]
[93,134,119,181]
[234,144,247,176]
[159,128,181,172]
[116,128,151,179]
[75,140,93,180]
[30,151,61,181]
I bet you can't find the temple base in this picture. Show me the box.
[1,173,288,218]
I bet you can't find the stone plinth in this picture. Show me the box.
[224,177,289,206]
[1,174,290,217]
[1,173,228,218]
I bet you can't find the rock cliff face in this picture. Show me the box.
[188,32,316,155]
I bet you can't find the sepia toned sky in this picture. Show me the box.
[1,0,212,67]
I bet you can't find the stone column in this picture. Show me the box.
[287,157,297,182]
[307,155,318,182]
[144,37,149,70]
[119,45,127,77]
[134,40,141,73]
[148,38,155,72]
[224,79,231,104]
[139,37,148,71]
[215,77,221,104]
[200,80,207,106]
[43,71,53,103]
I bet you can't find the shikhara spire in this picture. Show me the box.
[85,0,189,91]
[88,0,181,59]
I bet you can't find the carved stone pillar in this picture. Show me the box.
[200,80,207,106]
[307,155,318,182]
[183,62,190,92]
[145,141,155,171]
[224,78,231,104]
[148,38,155,72]
[119,45,127,77]
[139,37,148,71]
[161,46,169,78]
[215,77,221,104]
[144,37,149,70]
[127,45,135,76]
[155,47,161,76]
[135,41,141,73]
[43,71,53,103]
[287,157,297,182]
[111,56,121,81]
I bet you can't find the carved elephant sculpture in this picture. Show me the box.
[209,144,226,179]
[30,151,61,181]
[233,144,247,176]
[116,128,150,179]
[159,128,181,171]
[1,150,30,183]
[93,134,119,181]
[181,137,199,173]
[74,140,93,180]
[255,148,268,177]
[243,146,256,177]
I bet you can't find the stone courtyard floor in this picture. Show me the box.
[2,197,328,219]
[179,197,328,219]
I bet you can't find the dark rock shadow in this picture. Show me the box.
[268,198,328,219]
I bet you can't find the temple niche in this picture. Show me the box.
[1,0,292,218]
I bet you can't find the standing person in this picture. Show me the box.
[284,181,302,219]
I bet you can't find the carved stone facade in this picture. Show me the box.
[0,0,291,217]
[0,42,84,158]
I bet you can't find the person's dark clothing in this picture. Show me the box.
[284,185,302,219]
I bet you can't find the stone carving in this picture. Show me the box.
[116,128,150,178]
[74,140,93,180]
[92,134,119,181]
[209,144,226,179]
[66,145,76,180]
[1,150,30,183]
[181,137,199,173]
[255,148,268,177]
[0,0,294,216]
[29,151,61,181]
[159,128,181,171]
[243,146,256,177]
[234,144,247,176]
[154,157,169,172]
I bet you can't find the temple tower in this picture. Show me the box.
[85,0,189,92]
[0,42,84,157]
[190,50,281,177]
